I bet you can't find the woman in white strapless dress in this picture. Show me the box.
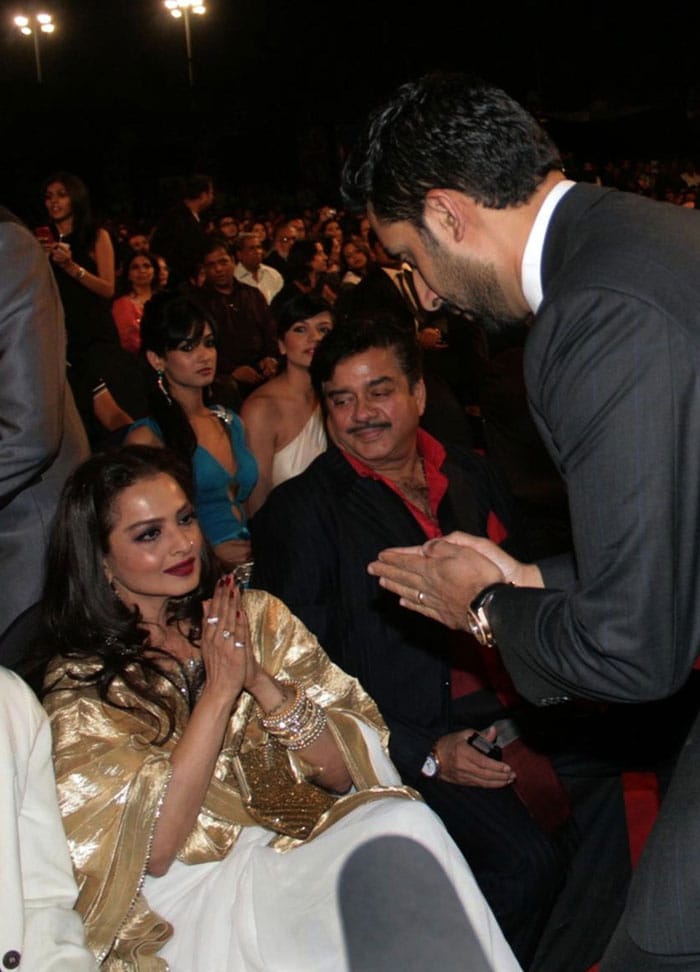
[242,294,333,515]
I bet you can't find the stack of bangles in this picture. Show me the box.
[260,680,327,750]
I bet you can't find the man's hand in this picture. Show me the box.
[367,532,544,629]
[233,365,263,386]
[439,532,544,589]
[434,727,515,787]
[258,356,278,378]
[368,535,505,630]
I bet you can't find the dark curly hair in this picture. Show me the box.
[342,73,562,225]
[41,445,218,741]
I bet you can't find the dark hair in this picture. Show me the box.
[340,239,370,277]
[273,293,334,340]
[43,170,99,252]
[42,446,218,741]
[202,235,234,260]
[118,249,160,297]
[342,73,562,225]
[139,292,216,460]
[286,239,321,285]
[216,211,238,228]
[310,312,422,398]
[320,217,342,239]
[184,174,213,200]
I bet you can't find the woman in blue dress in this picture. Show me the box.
[127,292,257,569]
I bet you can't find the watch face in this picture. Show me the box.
[421,754,438,778]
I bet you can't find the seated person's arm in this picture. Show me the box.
[124,423,163,448]
[93,386,133,433]
[239,396,278,516]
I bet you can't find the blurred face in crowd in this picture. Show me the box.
[239,238,264,273]
[128,254,155,291]
[155,256,170,289]
[323,220,343,242]
[199,183,215,211]
[310,241,328,275]
[203,246,236,291]
[45,181,72,226]
[251,222,266,243]
[128,234,149,253]
[217,217,239,240]
[289,217,306,240]
[274,223,297,257]
[343,242,368,273]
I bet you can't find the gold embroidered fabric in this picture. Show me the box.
[45,590,417,970]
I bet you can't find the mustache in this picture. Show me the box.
[347,422,391,435]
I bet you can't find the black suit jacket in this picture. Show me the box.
[151,202,207,288]
[250,443,515,781]
[486,184,700,705]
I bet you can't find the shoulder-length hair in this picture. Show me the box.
[43,170,100,253]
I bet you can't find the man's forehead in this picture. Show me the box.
[205,249,230,263]
[327,346,403,386]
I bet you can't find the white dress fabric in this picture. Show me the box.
[143,724,520,972]
[270,406,327,489]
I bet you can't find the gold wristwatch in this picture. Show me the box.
[466,582,508,647]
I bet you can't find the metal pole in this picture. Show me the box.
[183,6,194,88]
[33,27,42,84]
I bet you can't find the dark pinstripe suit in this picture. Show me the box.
[485,185,700,706]
[479,184,700,967]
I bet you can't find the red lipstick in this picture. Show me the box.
[164,557,196,577]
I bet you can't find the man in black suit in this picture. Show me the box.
[343,73,700,967]
[150,174,213,288]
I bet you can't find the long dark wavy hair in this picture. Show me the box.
[42,445,218,742]
[139,292,217,462]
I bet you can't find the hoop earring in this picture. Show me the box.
[156,369,172,405]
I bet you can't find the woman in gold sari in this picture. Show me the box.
[41,446,519,971]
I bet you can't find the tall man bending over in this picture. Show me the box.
[344,73,700,969]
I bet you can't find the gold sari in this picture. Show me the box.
[45,590,418,969]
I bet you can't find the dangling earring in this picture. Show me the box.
[156,369,172,405]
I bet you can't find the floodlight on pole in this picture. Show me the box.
[13,11,55,83]
[163,0,207,88]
